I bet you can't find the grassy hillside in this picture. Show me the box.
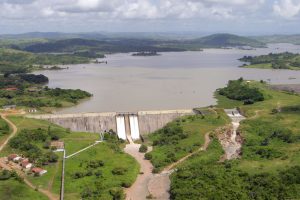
[253,34,300,45]
[1,33,266,56]
[240,52,300,70]
[189,33,265,48]
[146,108,230,172]
[170,81,300,199]
[0,48,91,74]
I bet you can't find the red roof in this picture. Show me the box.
[32,167,44,173]
[3,87,18,91]
[8,154,18,160]
[21,159,30,167]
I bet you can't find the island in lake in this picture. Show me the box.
[132,51,161,56]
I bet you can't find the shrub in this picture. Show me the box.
[121,181,131,188]
[109,188,125,200]
[144,153,152,160]
[139,144,148,153]
[112,167,127,175]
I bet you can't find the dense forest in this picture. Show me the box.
[0,74,91,108]
[218,78,264,104]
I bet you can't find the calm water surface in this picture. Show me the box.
[36,43,300,113]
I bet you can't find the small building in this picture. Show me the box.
[50,141,64,152]
[32,167,47,176]
[8,154,18,161]
[13,156,22,162]
[2,105,16,110]
[21,159,33,170]
[28,108,37,113]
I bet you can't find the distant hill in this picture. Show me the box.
[253,34,300,45]
[1,32,268,53]
[0,32,107,40]
[22,38,186,53]
[189,33,265,48]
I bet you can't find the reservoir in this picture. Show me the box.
[36,43,300,113]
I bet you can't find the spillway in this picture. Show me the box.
[116,115,127,140]
[129,115,140,141]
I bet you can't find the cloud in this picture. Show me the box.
[0,0,267,21]
[273,0,300,19]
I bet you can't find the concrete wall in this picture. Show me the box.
[28,112,117,133]
[27,109,195,135]
[138,110,194,135]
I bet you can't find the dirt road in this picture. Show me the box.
[0,114,18,152]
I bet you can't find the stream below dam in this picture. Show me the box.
[34,43,300,114]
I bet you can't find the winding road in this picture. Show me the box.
[0,114,18,152]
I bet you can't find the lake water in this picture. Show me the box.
[36,43,300,114]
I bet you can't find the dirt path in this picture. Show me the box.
[125,130,212,200]
[162,132,211,173]
[147,132,212,200]
[124,143,153,200]
[23,177,59,200]
[0,114,18,152]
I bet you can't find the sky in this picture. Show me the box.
[1,0,300,35]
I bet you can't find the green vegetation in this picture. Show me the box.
[0,74,91,109]
[0,48,91,74]
[9,128,61,165]
[0,117,9,136]
[0,178,48,200]
[0,116,139,199]
[132,51,160,56]
[64,133,139,200]
[139,144,148,153]
[253,34,300,45]
[147,109,230,171]
[240,52,300,70]
[218,78,264,104]
[169,80,300,199]
[187,33,265,48]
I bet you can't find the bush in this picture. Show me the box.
[218,78,264,103]
[112,167,127,175]
[139,144,148,153]
[109,188,125,200]
[144,153,152,160]
[121,181,132,188]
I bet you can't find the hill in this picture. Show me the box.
[253,34,300,45]
[22,38,186,53]
[189,33,265,48]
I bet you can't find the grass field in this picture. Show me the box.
[0,116,139,200]
[0,117,9,147]
[0,179,48,200]
[147,108,230,171]
[64,142,139,200]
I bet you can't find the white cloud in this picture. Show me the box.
[273,0,300,19]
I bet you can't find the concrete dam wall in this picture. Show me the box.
[27,109,195,140]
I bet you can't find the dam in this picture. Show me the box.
[28,109,195,141]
